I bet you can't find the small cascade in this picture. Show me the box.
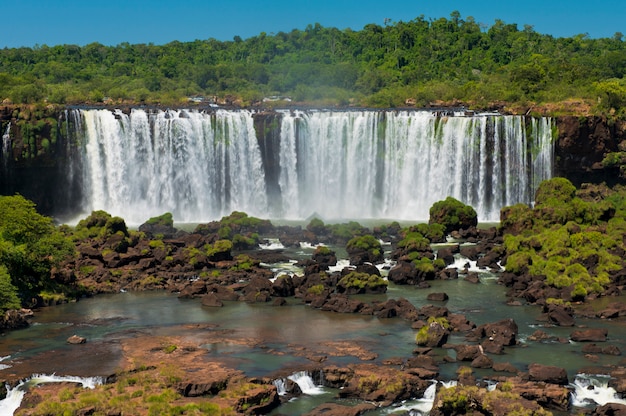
[259,238,285,250]
[0,355,11,371]
[286,371,325,395]
[570,374,626,407]
[273,378,287,396]
[0,374,103,416]
[383,380,438,415]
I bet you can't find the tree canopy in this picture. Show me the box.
[0,12,625,115]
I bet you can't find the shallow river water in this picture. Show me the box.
[2,243,626,414]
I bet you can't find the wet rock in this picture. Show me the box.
[527,363,569,385]
[0,309,31,331]
[436,247,455,266]
[493,362,519,373]
[475,318,518,346]
[416,321,449,348]
[471,354,493,369]
[591,403,626,416]
[463,272,480,284]
[67,335,87,344]
[454,345,482,361]
[426,292,449,302]
[200,293,223,307]
[582,343,622,356]
[303,403,376,416]
[545,303,575,327]
[570,328,608,342]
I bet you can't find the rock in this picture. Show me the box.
[436,247,455,266]
[67,335,87,344]
[527,363,569,385]
[200,293,223,307]
[416,321,449,348]
[303,403,376,416]
[476,318,518,346]
[0,309,30,331]
[387,261,420,285]
[470,354,493,369]
[528,330,552,342]
[455,345,482,361]
[571,328,608,342]
[493,362,519,373]
[463,272,480,284]
[427,292,449,302]
[591,403,626,415]
[545,303,575,327]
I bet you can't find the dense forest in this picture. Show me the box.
[1,12,625,116]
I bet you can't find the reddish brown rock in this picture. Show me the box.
[527,363,569,385]
[571,328,608,342]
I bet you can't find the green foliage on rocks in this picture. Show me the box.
[337,271,387,294]
[346,235,382,258]
[145,212,174,227]
[501,178,626,301]
[429,197,478,234]
[74,210,129,239]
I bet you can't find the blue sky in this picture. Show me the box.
[3,0,625,48]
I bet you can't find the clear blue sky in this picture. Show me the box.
[3,0,625,48]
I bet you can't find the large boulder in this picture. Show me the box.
[528,363,569,385]
[571,328,608,342]
[429,197,478,234]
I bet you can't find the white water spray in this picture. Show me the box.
[76,109,553,224]
[0,374,103,416]
[570,374,626,407]
[286,371,325,395]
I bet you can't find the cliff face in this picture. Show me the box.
[1,105,625,219]
[555,116,626,186]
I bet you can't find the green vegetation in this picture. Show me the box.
[434,384,553,415]
[337,271,388,294]
[501,178,626,300]
[415,317,450,345]
[346,234,383,259]
[429,196,478,234]
[1,13,625,117]
[15,365,235,416]
[0,195,76,309]
[144,212,174,227]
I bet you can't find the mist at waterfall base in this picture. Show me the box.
[74,109,554,225]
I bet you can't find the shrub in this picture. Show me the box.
[144,212,174,227]
[429,197,478,234]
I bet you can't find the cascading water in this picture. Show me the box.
[75,108,554,224]
[0,374,103,416]
[570,374,626,408]
[286,371,325,395]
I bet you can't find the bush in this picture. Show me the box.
[429,197,478,234]
[337,271,387,294]
[144,212,174,227]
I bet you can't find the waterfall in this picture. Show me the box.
[75,109,553,224]
[0,374,103,416]
[570,374,626,407]
[1,122,11,185]
[286,371,325,395]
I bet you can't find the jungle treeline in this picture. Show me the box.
[1,11,625,115]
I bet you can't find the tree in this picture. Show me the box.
[0,265,20,312]
[0,195,75,302]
